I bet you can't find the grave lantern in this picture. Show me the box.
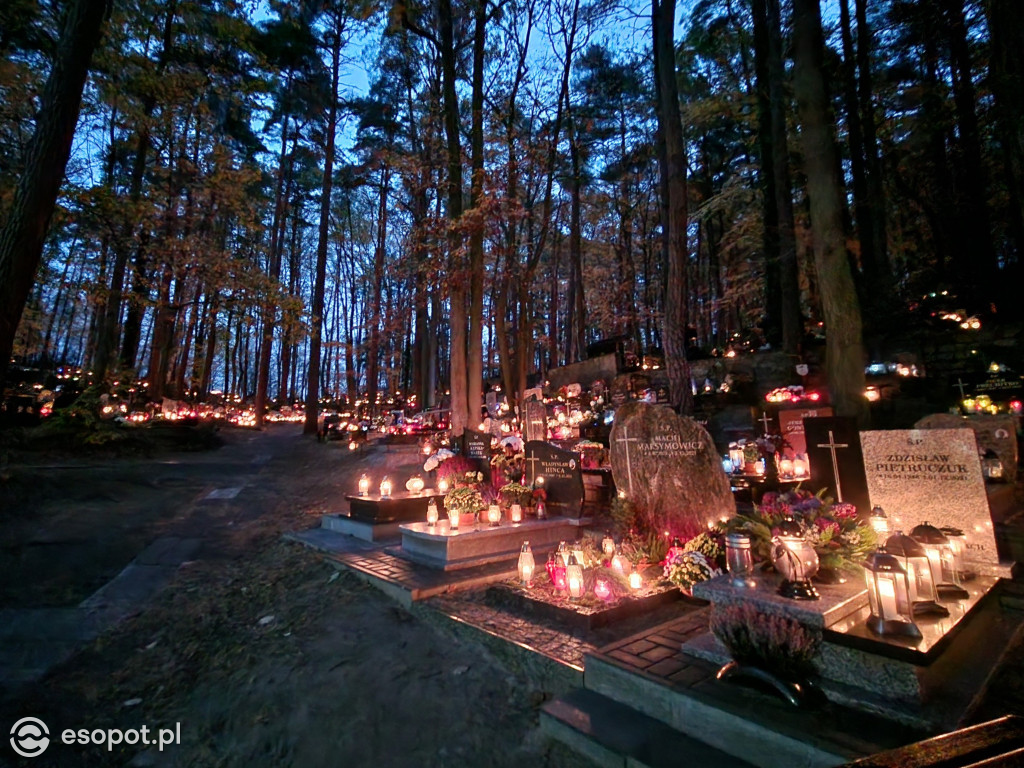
[594,578,612,600]
[884,532,948,616]
[426,499,439,526]
[722,456,735,474]
[793,456,809,478]
[447,503,460,530]
[510,503,523,524]
[437,476,450,494]
[552,556,568,591]
[728,445,744,473]
[601,533,615,558]
[725,533,756,588]
[348,440,358,451]
[771,518,820,600]
[611,551,629,575]
[566,553,584,599]
[910,522,969,600]
[379,476,392,499]
[557,541,570,566]
[487,504,502,527]
[572,542,586,567]
[358,474,370,496]
[754,459,766,476]
[940,526,971,581]
[863,548,921,638]
[628,567,643,591]
[536,498,547,519]
[406,475,425,494]
[869,505,890,537]
[518,541,534,587]
[778,457,795,479]
[981,450,1004,482]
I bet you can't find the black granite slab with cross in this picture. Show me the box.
[525,440,584,518]
[804,416,871,513]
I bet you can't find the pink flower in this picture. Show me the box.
[831,503,858,520]
[815,518,840,536]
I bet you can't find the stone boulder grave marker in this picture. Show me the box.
[860,428,1004,572]
[525,440,584,517]
[609,402,735,535]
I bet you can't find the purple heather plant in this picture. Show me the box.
[710,602,821,679]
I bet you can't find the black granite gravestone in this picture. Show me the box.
[525,440,584,518]
[804,416,870,512]
[461,428,492,481]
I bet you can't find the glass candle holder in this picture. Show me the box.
[509,503,523,523]
[725,532,756,588]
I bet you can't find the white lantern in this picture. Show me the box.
[793,456,809,478]
[601,533,615,558]
[863,548,921,638]
[379,477,392,499]
[348,440,358,451]
[728,446,744,473]
[910,522,969,600]
[628,568,643,591]
[426,499,439,526]
[778,458,794,478]
[771,518,820,600]
[509,503,523,523]
[940,526,971,581]
[518,541,535,586]
[566,553,584,599]
[358,474,370,496]
[437,477,450,494]
[884,532,948,617]
[487,504,502,526]
[611,552,629,574]
[406,475,425,494]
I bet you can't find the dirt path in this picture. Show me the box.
[0,428,575,767]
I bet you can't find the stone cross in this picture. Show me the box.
[817,429,850,503]
[614,422,639,496]
[525,454,542,485]
[759,411,772,435]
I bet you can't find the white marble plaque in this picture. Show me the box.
[860,429,1002,570]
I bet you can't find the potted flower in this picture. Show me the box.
[444,484,485,528]
[498,481,531,510]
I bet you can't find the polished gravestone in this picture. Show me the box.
[397,516,582,570]
[860,427,1008,575]
[805,416,871,513]
[525,440,585,517]
[345,491,444,524]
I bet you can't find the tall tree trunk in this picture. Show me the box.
[466,0,488,426]
[652,0,693,414]
[792,0,866,421]
[305,16,343,435]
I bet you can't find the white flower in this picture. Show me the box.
[424,456,439,472]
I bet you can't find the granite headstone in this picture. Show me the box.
[860,428,1003,572]
[804,417,870,513]
[462,428,492,481]
[778,406,833,459]
[523,399,547,443]
[914,413,1019,484]
[609,402,735,536]
[524,440,584,517]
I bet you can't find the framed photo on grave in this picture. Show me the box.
[804,417,871,513]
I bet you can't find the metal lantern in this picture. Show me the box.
[863,548,921,638]
[426,499,439,526]
[771,518,820,600]
[725,533,756,588]
[940,526,972,581]
[981,450,1005,482]
[601,533,615,558]
[869,505,890,537]
[487,504,502,526]
[509,503,523,524]
[566,553,584,599]
[406,475,426,494]
[358,474,370,496]
[884,532,948,616]
[910,522,969,600]
[379,476,392,499]
[518,541,535,587]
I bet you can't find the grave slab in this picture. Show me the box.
[397,516,581,571]
[345,491,443,524]
[321,513,404,543]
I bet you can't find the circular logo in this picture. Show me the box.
[10,717,49,758]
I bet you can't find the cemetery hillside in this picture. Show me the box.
[4,0,1024,766]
